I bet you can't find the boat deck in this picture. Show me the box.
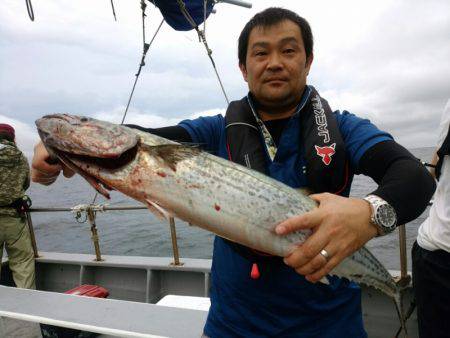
[0,286,207,338]
[1,252,417,337]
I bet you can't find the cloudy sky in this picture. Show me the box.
[1,0,449,157]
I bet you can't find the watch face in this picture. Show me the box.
[376,204,397,230]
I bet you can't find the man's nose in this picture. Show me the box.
[266,52,283,71]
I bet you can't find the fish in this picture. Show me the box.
[36,113,408,335]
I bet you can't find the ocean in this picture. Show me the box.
[27,147,434,270]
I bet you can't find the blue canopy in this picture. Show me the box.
[152,0,215,31]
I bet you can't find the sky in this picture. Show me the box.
[1,0,449,157]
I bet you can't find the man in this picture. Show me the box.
[413,99,450,338]
[0,123,35,289]
[32,8,435,337]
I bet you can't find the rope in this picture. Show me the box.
[423,162,436,168]
[90,1,163,204]
[121,18,164,125]
[176,0,230,104]
[203,0,207,38]
[25,0,34,21]
[140,0,147,47]
[110,0,117,21]
[416,157,436,168]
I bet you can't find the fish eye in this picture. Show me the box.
[80,117,88,122]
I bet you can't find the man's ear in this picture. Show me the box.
[239,63,248,82]
[305,53,314,76]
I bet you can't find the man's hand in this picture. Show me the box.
[31,141,75,185]
[275,193,378,283]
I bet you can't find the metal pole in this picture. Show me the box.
[216,0,252,8]
[0,316,5,338]
[169,217,182,266]
[87,208,103,262]
[25,212,39,258]
[397,224,410,287]
[29,205,148,213]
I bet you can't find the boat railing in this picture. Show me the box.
[25,204,183,267]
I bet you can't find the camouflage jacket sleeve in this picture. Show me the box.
[23,156,31,191]
[0,140,31,216]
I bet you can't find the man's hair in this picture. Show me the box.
[238,7,314,67]
[0,132,14,142]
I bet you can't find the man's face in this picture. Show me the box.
[240,20,313,112]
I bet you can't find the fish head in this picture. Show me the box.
[35,113,139,158]
[35,114,141,199]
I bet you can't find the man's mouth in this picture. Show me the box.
[264,78,288,84]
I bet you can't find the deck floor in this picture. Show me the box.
[1,318,42,338]
[1,318,118,338]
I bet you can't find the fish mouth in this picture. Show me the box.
[48,143,139,199]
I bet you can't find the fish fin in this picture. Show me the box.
[394,291,409,338]
[141,144,201,171]
[145,199,172,221]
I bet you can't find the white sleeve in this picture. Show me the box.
[437,99,450,147]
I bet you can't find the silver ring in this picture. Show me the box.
[320,249,330,261]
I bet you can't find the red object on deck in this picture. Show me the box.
[65,284,109,298]
[250,263,260,279]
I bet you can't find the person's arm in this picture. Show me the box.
[23,156,31,191]
[358,140,436,226]
[276,140,435,283]
[31,125,191,185]
[125,125,192,144]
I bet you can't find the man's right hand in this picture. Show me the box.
[31,141,75,185]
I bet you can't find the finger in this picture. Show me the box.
[62,165,75,178]
[275,209,322,235]
[32,160,62,175]
[294,252,328,276]
[305,255,341,283]
[309,192,331,204]
[31,173,58,185]
[32,142,60,172]
[31,167,59,181]
[283,227,330,268]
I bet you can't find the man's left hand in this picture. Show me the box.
[275,193,378,283]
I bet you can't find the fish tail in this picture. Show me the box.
[393,290,409,338]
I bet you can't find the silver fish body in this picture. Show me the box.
[35,114,403,303]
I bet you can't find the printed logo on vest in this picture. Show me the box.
[311,94,330,143]
[315,143,336,165]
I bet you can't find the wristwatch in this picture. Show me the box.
[363,195,397,236]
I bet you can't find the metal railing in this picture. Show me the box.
[25,204,183,266]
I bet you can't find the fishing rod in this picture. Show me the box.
[215,0,252,8]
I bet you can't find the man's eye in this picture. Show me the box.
[283,49,295,54]
[255,51,267,56]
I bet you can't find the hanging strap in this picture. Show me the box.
[176,0,229,104]
[110,0,117,21]
[25,0,34,21]
[435,124,450,181]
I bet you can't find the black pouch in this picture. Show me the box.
[9,195,32,216]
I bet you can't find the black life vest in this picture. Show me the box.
[225,86,349,194]
[436,124,450,181]
[223,87,349,267]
